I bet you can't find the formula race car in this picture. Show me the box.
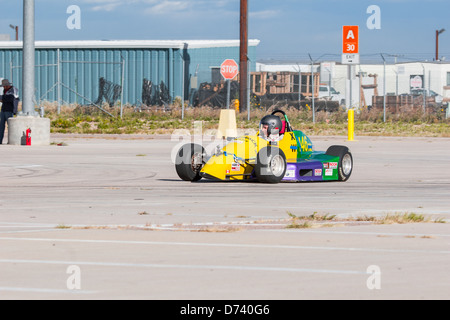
[175,109,353,183]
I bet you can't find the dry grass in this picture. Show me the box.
[194,226,243,233]
[285,211,446,229]
[286,211,337,229]
[41,102,450,137]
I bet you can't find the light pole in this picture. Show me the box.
[9,24,18,41]
[22,0,36,116]
[8,0,51,146]
[436,29,445,61]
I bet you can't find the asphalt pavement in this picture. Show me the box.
[0,134,449,300]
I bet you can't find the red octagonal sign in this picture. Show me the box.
[220,59,239,80]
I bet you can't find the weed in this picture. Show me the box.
[56,224,71,229]
[380,212,426,224]
[286,211,446,229]
[286,221,312,229]
[434,217,447,223]
[287,211,336,222]
[196,226,242,233]
[286,211,336,229]
[43,103,450,137]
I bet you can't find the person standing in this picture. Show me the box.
[0,79,20,144]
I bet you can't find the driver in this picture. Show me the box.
[259,114,283,141]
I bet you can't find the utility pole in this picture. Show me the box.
[239,0,248,114]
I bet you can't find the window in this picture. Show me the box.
[211,67,221,84]
[301,75,308,93]
[254,74,261,93]
[302,74,316,94]
[292,75,299,92]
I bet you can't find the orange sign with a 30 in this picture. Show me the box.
[343,26,359,54]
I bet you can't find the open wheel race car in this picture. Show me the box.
[175,110,353,184]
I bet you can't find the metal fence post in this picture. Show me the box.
[120,57,125,118]
[57,48,61,114]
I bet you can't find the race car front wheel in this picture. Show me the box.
[325,145,353,181]
[255,147,287,184]
[175,143,205,182]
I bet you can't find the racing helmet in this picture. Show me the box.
[259,115,282,138]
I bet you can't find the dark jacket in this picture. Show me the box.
[1,86,20,113]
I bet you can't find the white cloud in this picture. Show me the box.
[91,3,121,11]
[250,10,280,19]
[81,0,237,15]
[144,1,190,15]
[82,0,144,12]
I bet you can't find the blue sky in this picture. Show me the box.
[1,0,449,63]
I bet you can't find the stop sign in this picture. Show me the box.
[220,59,239,80]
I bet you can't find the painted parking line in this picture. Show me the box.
[0,229,61,235]
[0,237,449,254]
[0,259,366,275]
[0,287,97,295]
[0,226,55,228]
[0,225,56,229]
[0,222,62,235]
[256,229,450,238]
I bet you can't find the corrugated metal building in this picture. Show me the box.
[0,39,259,106]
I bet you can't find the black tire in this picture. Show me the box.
[254,147,287,184]
[325,145,353,181]
[175,143,205,182]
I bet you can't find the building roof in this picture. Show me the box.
[0,39,260,50]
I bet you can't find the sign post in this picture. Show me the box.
[220,59,239,109]
[342,25,360,64]
[342,26,360,110]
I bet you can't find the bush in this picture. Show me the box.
[42,102,450,137]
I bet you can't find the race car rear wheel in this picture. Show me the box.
[255,147,287,184]
[175,143,205,182]
[325,145,353,181]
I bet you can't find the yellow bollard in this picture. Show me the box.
[234,99,240,113]
[348,109,355,141]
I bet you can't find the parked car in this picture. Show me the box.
[319,85,345,105]
[410,89,443,105]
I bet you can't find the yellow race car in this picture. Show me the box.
[175,110,353,184]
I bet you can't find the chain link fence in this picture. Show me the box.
[252,53,450,119]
